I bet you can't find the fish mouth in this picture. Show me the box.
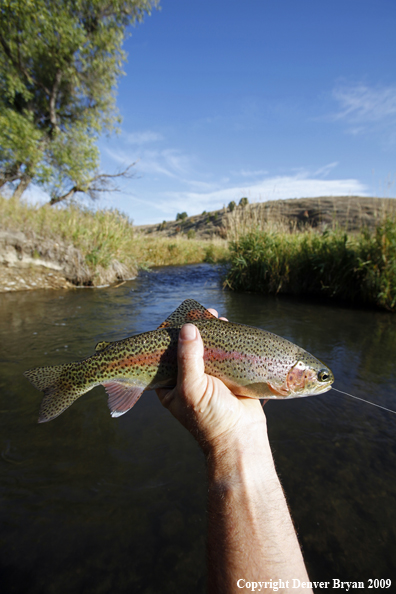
[307,381,334,396]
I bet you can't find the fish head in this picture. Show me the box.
[285,357,334,397]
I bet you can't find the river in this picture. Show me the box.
[1,263,395,593]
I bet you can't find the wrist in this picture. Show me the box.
[206,420,278,490]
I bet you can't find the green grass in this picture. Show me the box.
[225,220,396,311]
[0,196,229,284]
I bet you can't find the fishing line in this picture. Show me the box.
[332,387,396,415]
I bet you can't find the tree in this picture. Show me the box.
[0,0,159,203]
[228,200,236,212]
[239,197,249,208]
[176,212,188,221]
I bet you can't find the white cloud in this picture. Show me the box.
[160,149,191,176]
[125,130,164,144]
[103,133,369,224]
[135,150,180,179]
[313,162,339,178]
[333,84,396,122]
[149,173,368,220]
[238,168,269,177]
[185,179,220,192]
[105,147,134,166]
[105,146,193,179]
[331,83,396,143]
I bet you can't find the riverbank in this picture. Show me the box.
[225,219,396,311]
[0,229,77,291]
[0,195,228,292]
[1,194,396,304]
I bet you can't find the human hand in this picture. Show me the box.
[156,308,268,456]
[158,311,311,592]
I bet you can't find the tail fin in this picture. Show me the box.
[24,363,91,423]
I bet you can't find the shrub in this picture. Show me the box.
[225,220,396,310]
[204,244,215,263]
[228,201,236,212]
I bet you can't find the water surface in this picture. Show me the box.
[1,264,395,593]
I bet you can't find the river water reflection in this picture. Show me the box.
[1,263,396,593]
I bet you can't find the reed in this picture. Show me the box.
[127,234,228,268]
[223,201,293,241]
[225,219,396,311]
[0,196,229,285]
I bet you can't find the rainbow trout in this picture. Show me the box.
[24,299,334,423]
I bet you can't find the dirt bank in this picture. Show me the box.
[0,229,91,292]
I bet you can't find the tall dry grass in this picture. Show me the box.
[222,196,396,240]
[0,196,229,285]
[223,202,294,241]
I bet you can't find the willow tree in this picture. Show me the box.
[0,0,159,203]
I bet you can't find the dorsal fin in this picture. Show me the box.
[95,340,111,352]
[157,299,217,329]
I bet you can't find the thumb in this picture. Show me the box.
[176,323,207,405]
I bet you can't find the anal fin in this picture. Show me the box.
[102,381,144,417]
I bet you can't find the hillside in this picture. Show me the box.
[136,196,396,239]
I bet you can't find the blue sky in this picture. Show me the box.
[97,1,396,224]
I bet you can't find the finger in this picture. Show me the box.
[207,308,228,322]
[177,324,207,406]
[157,324,207,414]
[156,387,171,399]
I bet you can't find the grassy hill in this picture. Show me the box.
[136,196,396,240]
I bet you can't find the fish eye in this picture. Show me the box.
[318,369,330,382]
